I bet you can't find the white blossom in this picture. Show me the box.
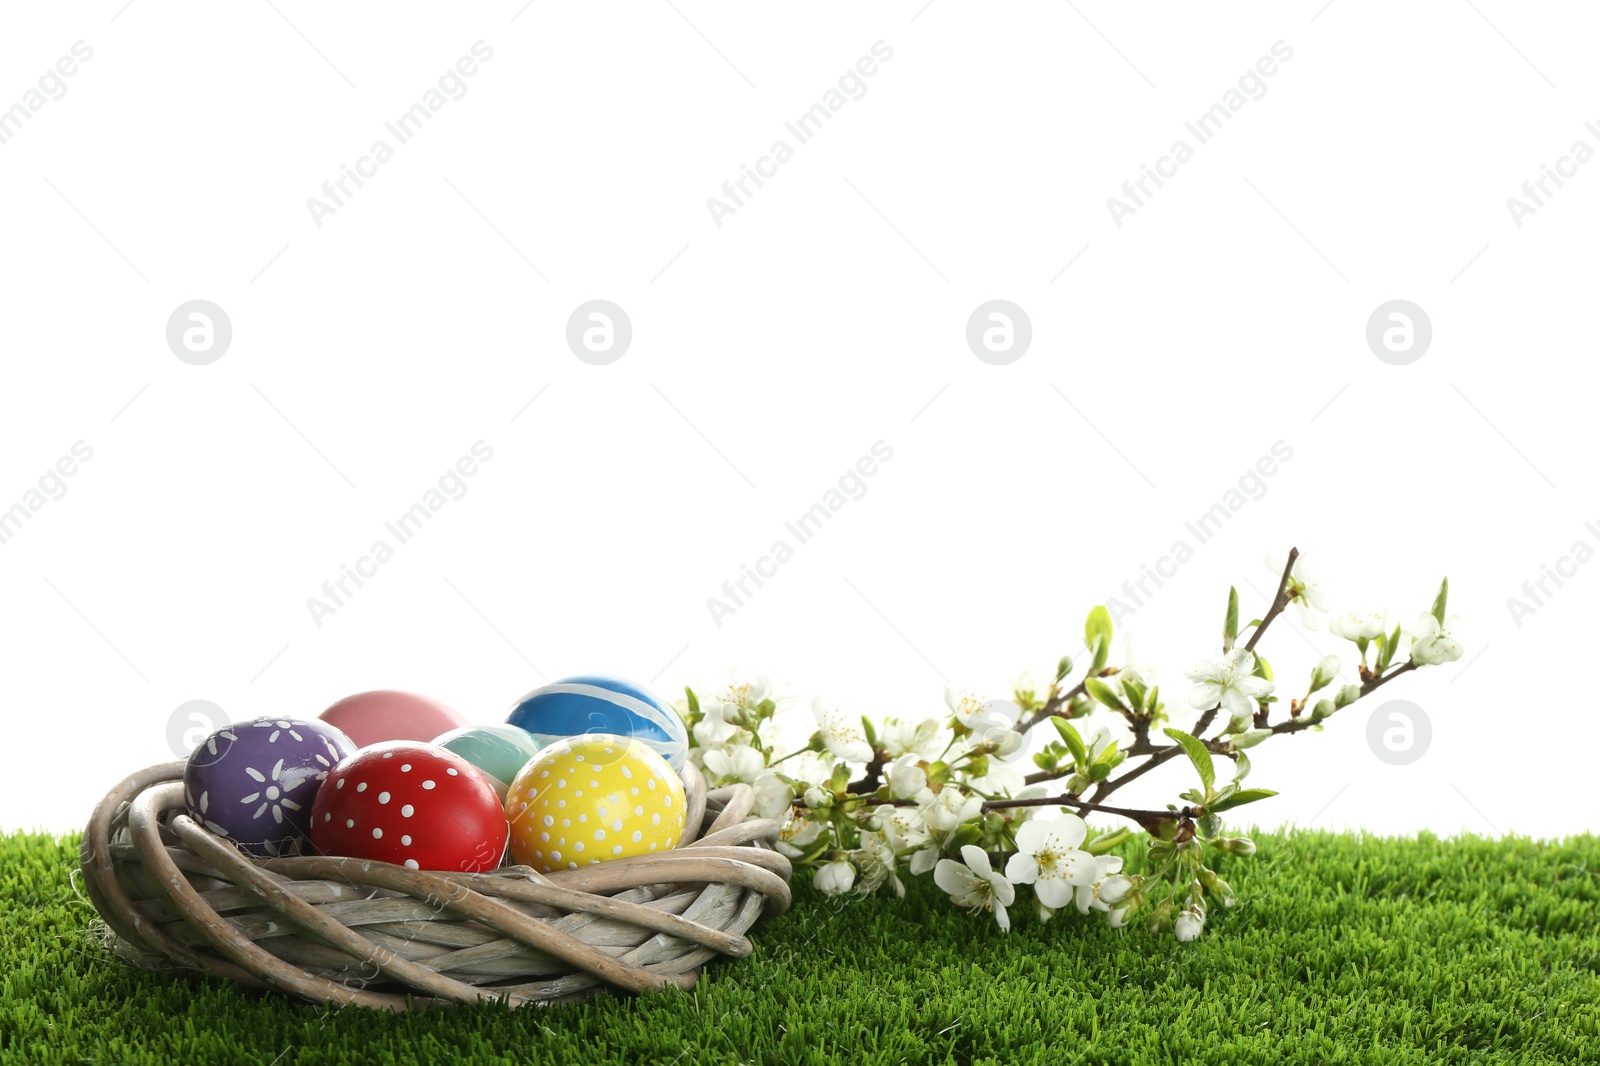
[751,771,795,820]
[1410,613,1464,666]
[887,755,928,800]
[1003,813,1096,909]
[943,685,986,727]
[701,745,765,784]
[1075,856,1130,915]
[775,817,823,858]
[1328,608,1388,642]
[962,757,1026,799]
[879,717,944,759]
[1268,552,1332,628]
[724,671,790,712]
[853,831,905,898]
[813,859,856,897]
[811,695,874,763]
[1117,634,1158,689]
[1185,648,1273,722]
[1011,671,1052,708]
[934,845,1015,931]
[1174,904,1206,942]
[871,804,930,853]
[692,700,744,745]
[922,787,982,833]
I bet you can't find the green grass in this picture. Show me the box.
[2,830,1597,1065]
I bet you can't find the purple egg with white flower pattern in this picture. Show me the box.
[183,717,355,856]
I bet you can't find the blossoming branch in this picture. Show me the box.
[677,547,1463,940]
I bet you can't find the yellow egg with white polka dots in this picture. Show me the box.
[503,733,686,872]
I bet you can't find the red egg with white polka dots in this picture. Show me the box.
[310,742,508,872]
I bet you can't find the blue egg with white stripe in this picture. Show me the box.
[505,674,687,771]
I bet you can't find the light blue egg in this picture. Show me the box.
[433,724,543,787]
[505,674,687,770]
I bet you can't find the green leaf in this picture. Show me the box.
[1224,586,1240,651]
[1085,827,1134,855]
[1091,738,1122,769]
[860,715,877,749]
[829,761,851,793]
[1380,623,1402,671]
[1056,655,1074,681]
[1162,727,1214,793]
[1206,787,1279,812]
[1086,606,1113,673]
[1252,653,1273,682]
[1085,677,1128,713]
[1232,750,1252,783]
[1431,577,1449,626]
[684,686,701,718]
[1051,718,1089,766]
[1122,676,1146,703]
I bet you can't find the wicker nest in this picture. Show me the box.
[79,759,791,1010]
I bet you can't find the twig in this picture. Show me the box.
[981,795,1181,822]
[1268,660,1417,737]
[1016,677,1090,734]
[1244,547,1299,654]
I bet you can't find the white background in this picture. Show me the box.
[2,2,1594,840]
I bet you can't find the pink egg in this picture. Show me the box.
[317,690,469,749]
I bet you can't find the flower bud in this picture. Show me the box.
[1310,698,1336,722]
[1200,868,1237,908]
[1228,729,1271,751]
[1334,684,1361,709]
[803,786,833,810]
[1097,874,1133,904]
[1174,904,1206,942]
[812,859,856,897]
[1215,836,1256,857]
[1307,654,1341,695]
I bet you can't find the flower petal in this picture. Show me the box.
[1034,876,1073,910]
[1220,687,1254,720]
[1052,812,1088,851]
[933,859,973,896]
[1013,818,1049,852]
[1057,849,1098,886]
[960,844,993,879]
[1005,853,1039,885]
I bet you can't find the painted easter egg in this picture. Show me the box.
[433,724,543,796]
[505,675,687,770]
[183,717,355,856]
[504,733,686,873]
[310,742,508,872]
[318,690,469,749]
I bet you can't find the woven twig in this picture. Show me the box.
[80,759,791,1010]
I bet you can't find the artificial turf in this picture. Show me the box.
[1,829,1596,1065]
